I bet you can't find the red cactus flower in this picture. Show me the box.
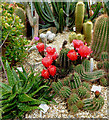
[42,57,52,68]
[67,50,78,61]
[41,69,49,79]
[95,90,100,97]
[48,65,56,77]
[78,45,93,58]
[46,52,58,61]
[46,47,56,55]
[36,43,44,52]
[72,40,84,49]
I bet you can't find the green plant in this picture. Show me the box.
[100,77,107,87]
[77,86,87,99]
[14,7,26,36]
[34,2,77,32]
[69,32,84,43]
[75,61,105,82]
[82,82,91,91]
[91,14,109,60]
[83,21,93,46]
[83,95,104,111]
[70,104,79,114]
[75,1,85,33]
[59,86,71,98]
[59,8,64,33]
[0,61,54,119]
[1,3,28,66]
[76,100,84,109]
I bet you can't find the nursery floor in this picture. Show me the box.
[25,85,107,118]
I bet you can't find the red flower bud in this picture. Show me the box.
[48,65,56,77]
[41,69,49,79]
[67,50,78,61]
[46,47,56,55]
[36,43,45,52]
[95,90,100,98]
[42,57,52,68]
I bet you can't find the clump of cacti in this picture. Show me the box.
[83,21,93,46]
[83,91,104,111]
[91,14,109,60]
[69,32,84,43]
[75,1,85,33]
[75,60,105,82]
[97,52,109,86]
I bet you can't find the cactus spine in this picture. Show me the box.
[83,21,93,46]
[59,8,64,33]
[75,2,85,33]
[91,14,109,60]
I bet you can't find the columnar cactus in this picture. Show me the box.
[91,14,109,60]
[59,8,64,33]
[82,59,90,72]
[75,2,85,33]
[83,21,93,46]
[69,72,82,89]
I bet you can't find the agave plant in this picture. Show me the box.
[0,61,54,119]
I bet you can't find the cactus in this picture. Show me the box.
[83,95,104,111]
[82,82,91,91]
[34,2,76,32]
[59,86,71,98]
[59,8,64,33]
[77,86,87,99]
[100,52,108,61]
[100,77,107,87]
[83,21,93,46]
[82,59,90,72]
[97,61,103,69]
[91,14,109,60]
[52,80,63,93]
[75,64,105,82]
[70,104,79,114]
[69,72,82,89]
[67,93,80,106]
[76,100,84,109]
[69,32,85,43]
[14,7,26,36]
[75,2,85,33]
[69,32,77,43]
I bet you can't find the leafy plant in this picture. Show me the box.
[1,3,28,66]
[0,61,54,119]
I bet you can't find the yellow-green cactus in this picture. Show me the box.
[69,32,77,43]
[75,2,85,33]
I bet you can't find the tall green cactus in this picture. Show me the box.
[91,14,109,60]
[83,21,93,46]
[75,1,85,33]
[14,7,26,36]
[59,8,64,33]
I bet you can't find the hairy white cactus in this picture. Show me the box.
[48,33,56,42]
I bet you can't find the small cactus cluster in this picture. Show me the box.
[69,32,84,43]
[97,52,109,86]
[75,2,93,46]
[52,72,91,113]
[91,14,109,60]
[83,91,104,111]
[75,60,105,82]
